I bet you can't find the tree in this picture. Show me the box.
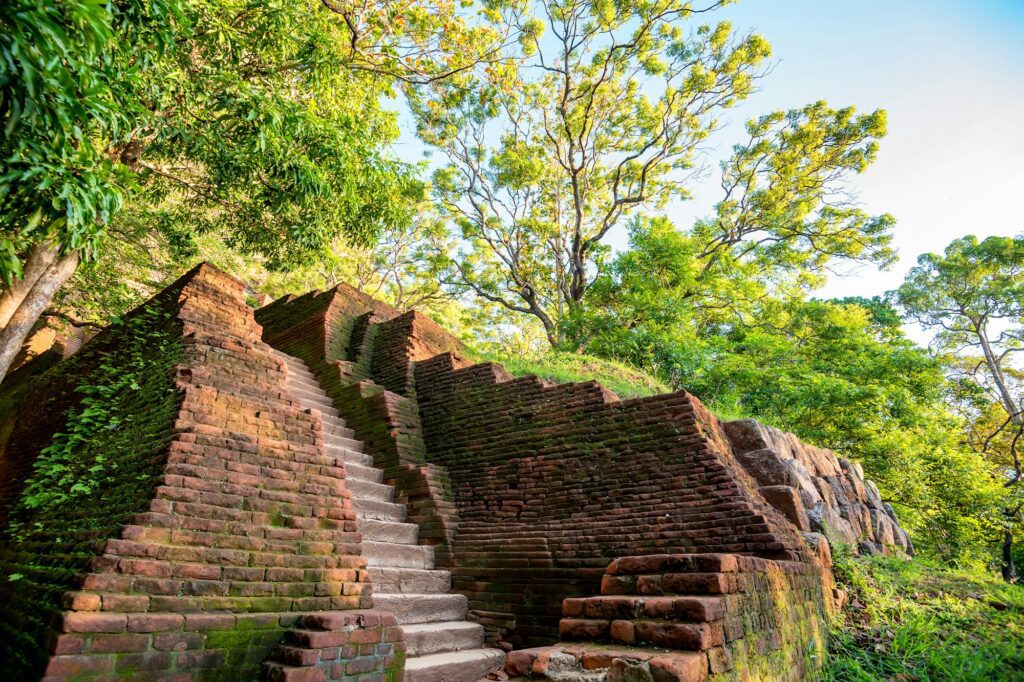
[0,0,514,384]
[419,0,894,346]
[897,235,1024,580]
[419,0,772,346]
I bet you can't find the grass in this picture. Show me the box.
[827,549,1024,681]
[467,350,670,399]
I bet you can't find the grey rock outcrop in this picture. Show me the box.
[724,419,913,556]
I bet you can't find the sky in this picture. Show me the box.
[394,0,1024,300]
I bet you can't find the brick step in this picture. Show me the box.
[401,621,485,657]
[368,567,452,594]
[362,540,434,569]
[602,573,742,597]
[564,595,727,623]
[559,617,724,652]
[360,518,419,544]
[344,460,385,484]
[353,498,407,522]
[371,593,468,624]
[404,648,504,682]
[504,645,707,681]
[347,478,395,503]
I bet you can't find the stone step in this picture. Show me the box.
[328,449,375,470]
[354,498,407,522]
[345,461,385,484]
[360,517,419,544]
[282,365,317,382]
[403,648,505,682]
[294,393,337,412]
[285,372,324,389]
[292,388,335,408]
[368,567,452,594]
[348,478,395,503]
[323,422,354,437]
[326,436,364,453]
[362,540,434,569]
[273,351,312,369]
[371,593,468,625]
[285,374,325,392]
[401,621,485,657]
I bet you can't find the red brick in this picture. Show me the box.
[127,613,185,632]
[62,612,127,633]
[649,652,709,682]
[559,618,609,641]
[45,654,114,676]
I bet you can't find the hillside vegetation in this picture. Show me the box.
[471,351,671,400]
[827,551,1024,681]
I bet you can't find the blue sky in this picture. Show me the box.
[394,0,1024,299]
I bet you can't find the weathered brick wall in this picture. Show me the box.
[0,265,388,680]
[264,610,405,682]
[412,353,812,646]
[508,553,832,681]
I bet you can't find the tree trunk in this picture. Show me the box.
[1002,528,1017,583]
[977,324,1022,426]
[0,250,79,385]
[0,243,59,328]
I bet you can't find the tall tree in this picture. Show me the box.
[0,0,513,384]
[418,0,894,346]
[897,234,1024,580]
[419,0,772,346]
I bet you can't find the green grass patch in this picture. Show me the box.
[468,350,670,399]
[827,549,1024,681]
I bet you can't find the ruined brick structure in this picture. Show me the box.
[0,264,910,681]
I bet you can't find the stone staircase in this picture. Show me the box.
[273,349,504,681]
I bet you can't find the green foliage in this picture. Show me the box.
[0,0,175,281]
[695,101,895,283]
[9,306,182,531]
[827,550,1024,680]
[2,0,509,286]
[418,0,774,342]
[897,234,1024,575]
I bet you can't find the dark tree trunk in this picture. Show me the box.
[1002,529,1017,583]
